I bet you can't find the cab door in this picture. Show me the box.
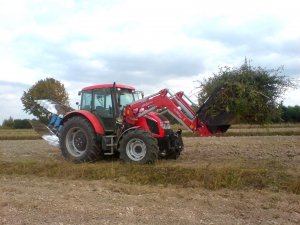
[92,88,114,132]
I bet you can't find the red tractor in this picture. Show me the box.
[32,83,233,164]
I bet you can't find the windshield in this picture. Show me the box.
[118,89,134,108]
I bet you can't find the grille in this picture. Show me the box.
[146,118,159,134]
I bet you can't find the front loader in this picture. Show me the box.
[31,83,234,164]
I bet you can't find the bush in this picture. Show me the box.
[1,118,32,129]
[197,59,295,124]
[1,117,14,128]
[281,105,300,122]
[12,119,32,129]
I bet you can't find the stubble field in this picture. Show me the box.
[0,132,299,224]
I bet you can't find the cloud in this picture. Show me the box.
[0,80,30,91]
[0,81,34,122]
[0,0,300,123]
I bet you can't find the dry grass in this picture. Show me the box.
[1,134,299,224]
[230,123,300,129]
[177,124,300,137]
[0,129,40,140]
[0,159,299,194]
[0,126,299,194]
[1,123,300,140]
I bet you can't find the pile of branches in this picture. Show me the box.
[197,60,295,124]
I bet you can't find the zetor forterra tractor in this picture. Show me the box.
[32,83,233,164]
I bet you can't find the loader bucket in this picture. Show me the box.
[197,87,236,134]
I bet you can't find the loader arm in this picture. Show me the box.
[123,88,232,137]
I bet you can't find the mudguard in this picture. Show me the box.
[31,100,105,148]
[61,110,105,134]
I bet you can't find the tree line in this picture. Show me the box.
[281,105,300,122]
[1,117,32,129]
[2,104,299,129]
[5,59,298,128]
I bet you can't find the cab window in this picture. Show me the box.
[118,89,134,109]
[81,91,92,111]
[93,88,112,112]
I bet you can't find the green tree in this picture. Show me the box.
[21,78,69,122]
[2,116,14,128]
[281,105,300,122]
[12,119,32,129]
[197,59,295,124]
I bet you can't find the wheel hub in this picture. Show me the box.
[66,127,88,157]
[126,138,146,161]
[73,131,87,151]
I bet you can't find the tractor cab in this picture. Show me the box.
[79,84,143,132]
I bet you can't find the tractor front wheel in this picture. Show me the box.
[60,116,101,163]
[119,129,158,164]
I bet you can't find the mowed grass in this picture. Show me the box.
[171,123,300,137]
[0,158,299,194]
[0,125,299,194]
[0,123,299,140]
[0,129,40,140]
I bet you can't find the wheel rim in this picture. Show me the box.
[65,127,88,157]
[126,138,147,161]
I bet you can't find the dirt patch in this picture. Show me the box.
[0,136,300,224]
[1,176,300,225]
[1,136,299,165]
[181,136,300,165]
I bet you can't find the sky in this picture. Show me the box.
[0,0,299,123]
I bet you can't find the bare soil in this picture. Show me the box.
[0,136,300,224]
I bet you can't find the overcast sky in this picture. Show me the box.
[0,0,299,123]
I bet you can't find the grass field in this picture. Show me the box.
[175,123,300,137]
[0,136,299,194]
[1,125,300,224]
[0,123,300,140]
[0,129,40,140]
[1,136,299,224]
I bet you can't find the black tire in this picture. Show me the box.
[60,116,102,163]
[119,129,158,164]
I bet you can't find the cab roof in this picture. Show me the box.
[82,84,135,91]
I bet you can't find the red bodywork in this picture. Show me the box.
[64,86,223,138]
[82,84,135,91]
[61,110,105,134]
[123,89,212,137]
[134,112,168,138]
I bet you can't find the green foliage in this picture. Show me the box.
[12,119,32,129]
[1,118,32,129]
[2,116,14,128]
[281,105,300,122]
[197,59,295,124]
[21,78,69,122]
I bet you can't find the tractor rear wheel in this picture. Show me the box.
[119,129,158,164]
[60,116,101,163]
